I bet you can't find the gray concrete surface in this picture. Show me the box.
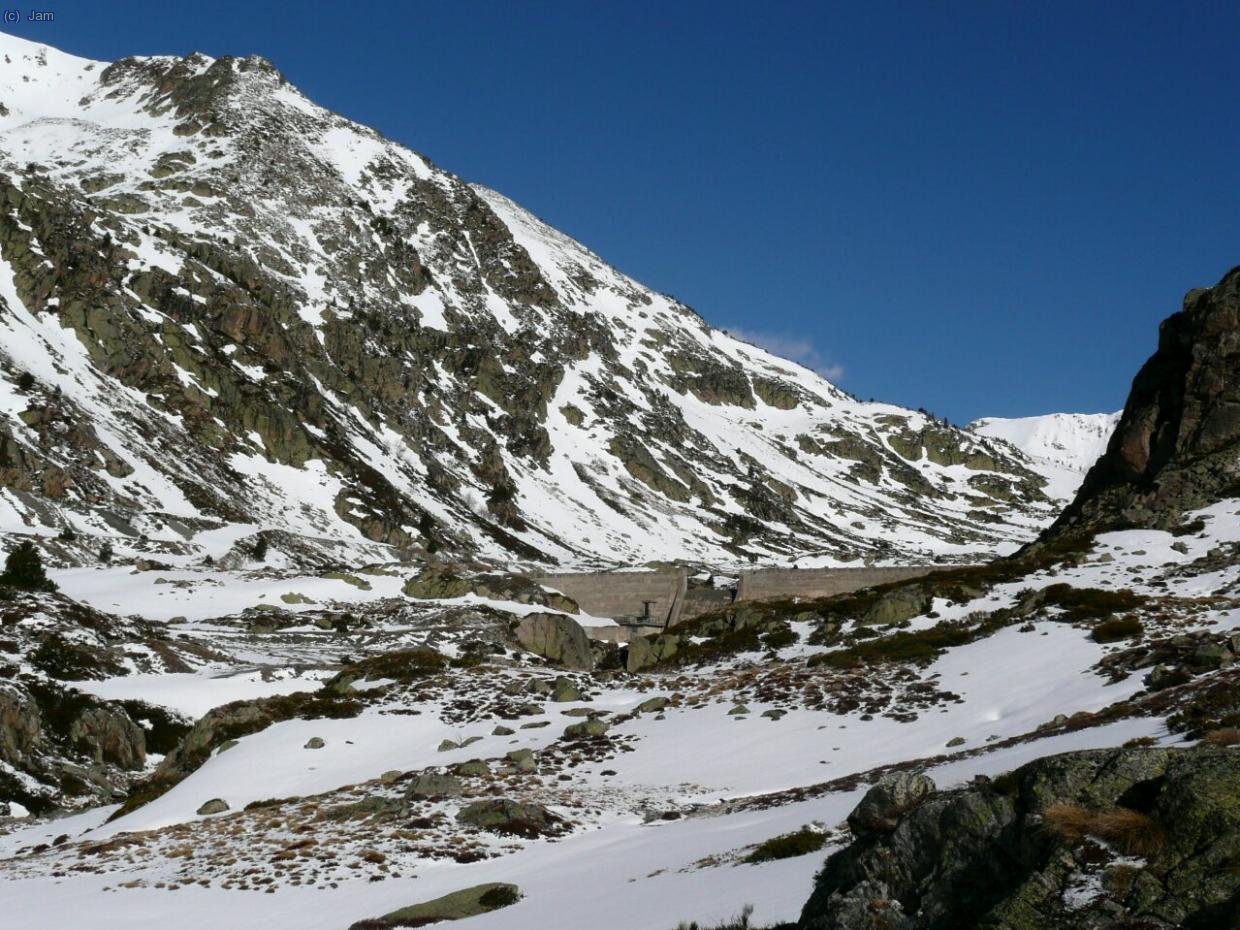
[538,564,959,640]
[734,565,952,602]
[534,570,685,627]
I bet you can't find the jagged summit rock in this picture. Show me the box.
[0,32,1058,568]
[1048,265,1240,537]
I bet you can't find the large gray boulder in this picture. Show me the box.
[563,718,609,740]
[625,632,679,672]
[347,883,520,929]
[514,613,594,670]
[860,588,931,627]
[456,797,564,837]
[846,771,935,836]
[405,771,463,800]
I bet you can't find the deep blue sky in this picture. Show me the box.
[7,2,1239,422]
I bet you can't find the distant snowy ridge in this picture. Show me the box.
[969,412,1121,501]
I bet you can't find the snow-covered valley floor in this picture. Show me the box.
[2,498,1238,929]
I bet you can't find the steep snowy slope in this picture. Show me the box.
[0,32,1056,568]
[969,411,1119,501]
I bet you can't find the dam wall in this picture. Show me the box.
[535,564,956,639]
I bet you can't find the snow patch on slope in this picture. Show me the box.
[970,411,1120,501]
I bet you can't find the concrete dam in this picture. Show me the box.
[535,564,952,641]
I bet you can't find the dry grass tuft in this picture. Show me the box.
[1043,802,1094,844]
[1043,803,1165,858]
[1090,808,1165,858]
[1202,727,1240,746]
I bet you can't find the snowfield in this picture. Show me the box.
[970,411,1121,501]
[2,495,1235,929]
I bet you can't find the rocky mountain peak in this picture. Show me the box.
[0,35,1065,568]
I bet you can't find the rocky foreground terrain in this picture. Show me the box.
[0,30,1238,930]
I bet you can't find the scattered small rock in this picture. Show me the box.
[406,772,463,800]
[563,719,609,739]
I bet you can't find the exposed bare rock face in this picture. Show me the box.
[797,745,1240,930]
[1049,266,1240,536]
[0,590,195,812]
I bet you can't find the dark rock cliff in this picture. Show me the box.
[1047,267,1240,536]
[798,744,1240,930]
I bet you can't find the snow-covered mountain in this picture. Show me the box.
[4,277,1240,927]
[969,411,1120,501]
[0,33,1060,569]
[2,31,1239,929]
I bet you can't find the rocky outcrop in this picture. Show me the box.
[403,565,578,611]
[455,798,565,837]
[513,613,594,670]
[0,678,154,813]
[402,565,473,599]
[0,682,42,767]
[348,883,520,929]
[1049,266,1240,536]
[798,744,1240,930]
[67,706,145,769]
[625,603,794,671]
[0,591,196,812]
[112,687,363,819]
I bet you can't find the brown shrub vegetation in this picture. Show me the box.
[1202,727,1240,746]
[1043,803,1165,858]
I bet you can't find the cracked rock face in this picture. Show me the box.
[1051,266,1240,536]
[798,745,1240,930]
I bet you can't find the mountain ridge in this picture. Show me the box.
[0,31,1064,569]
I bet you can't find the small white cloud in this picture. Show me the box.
[728,328,844,382]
